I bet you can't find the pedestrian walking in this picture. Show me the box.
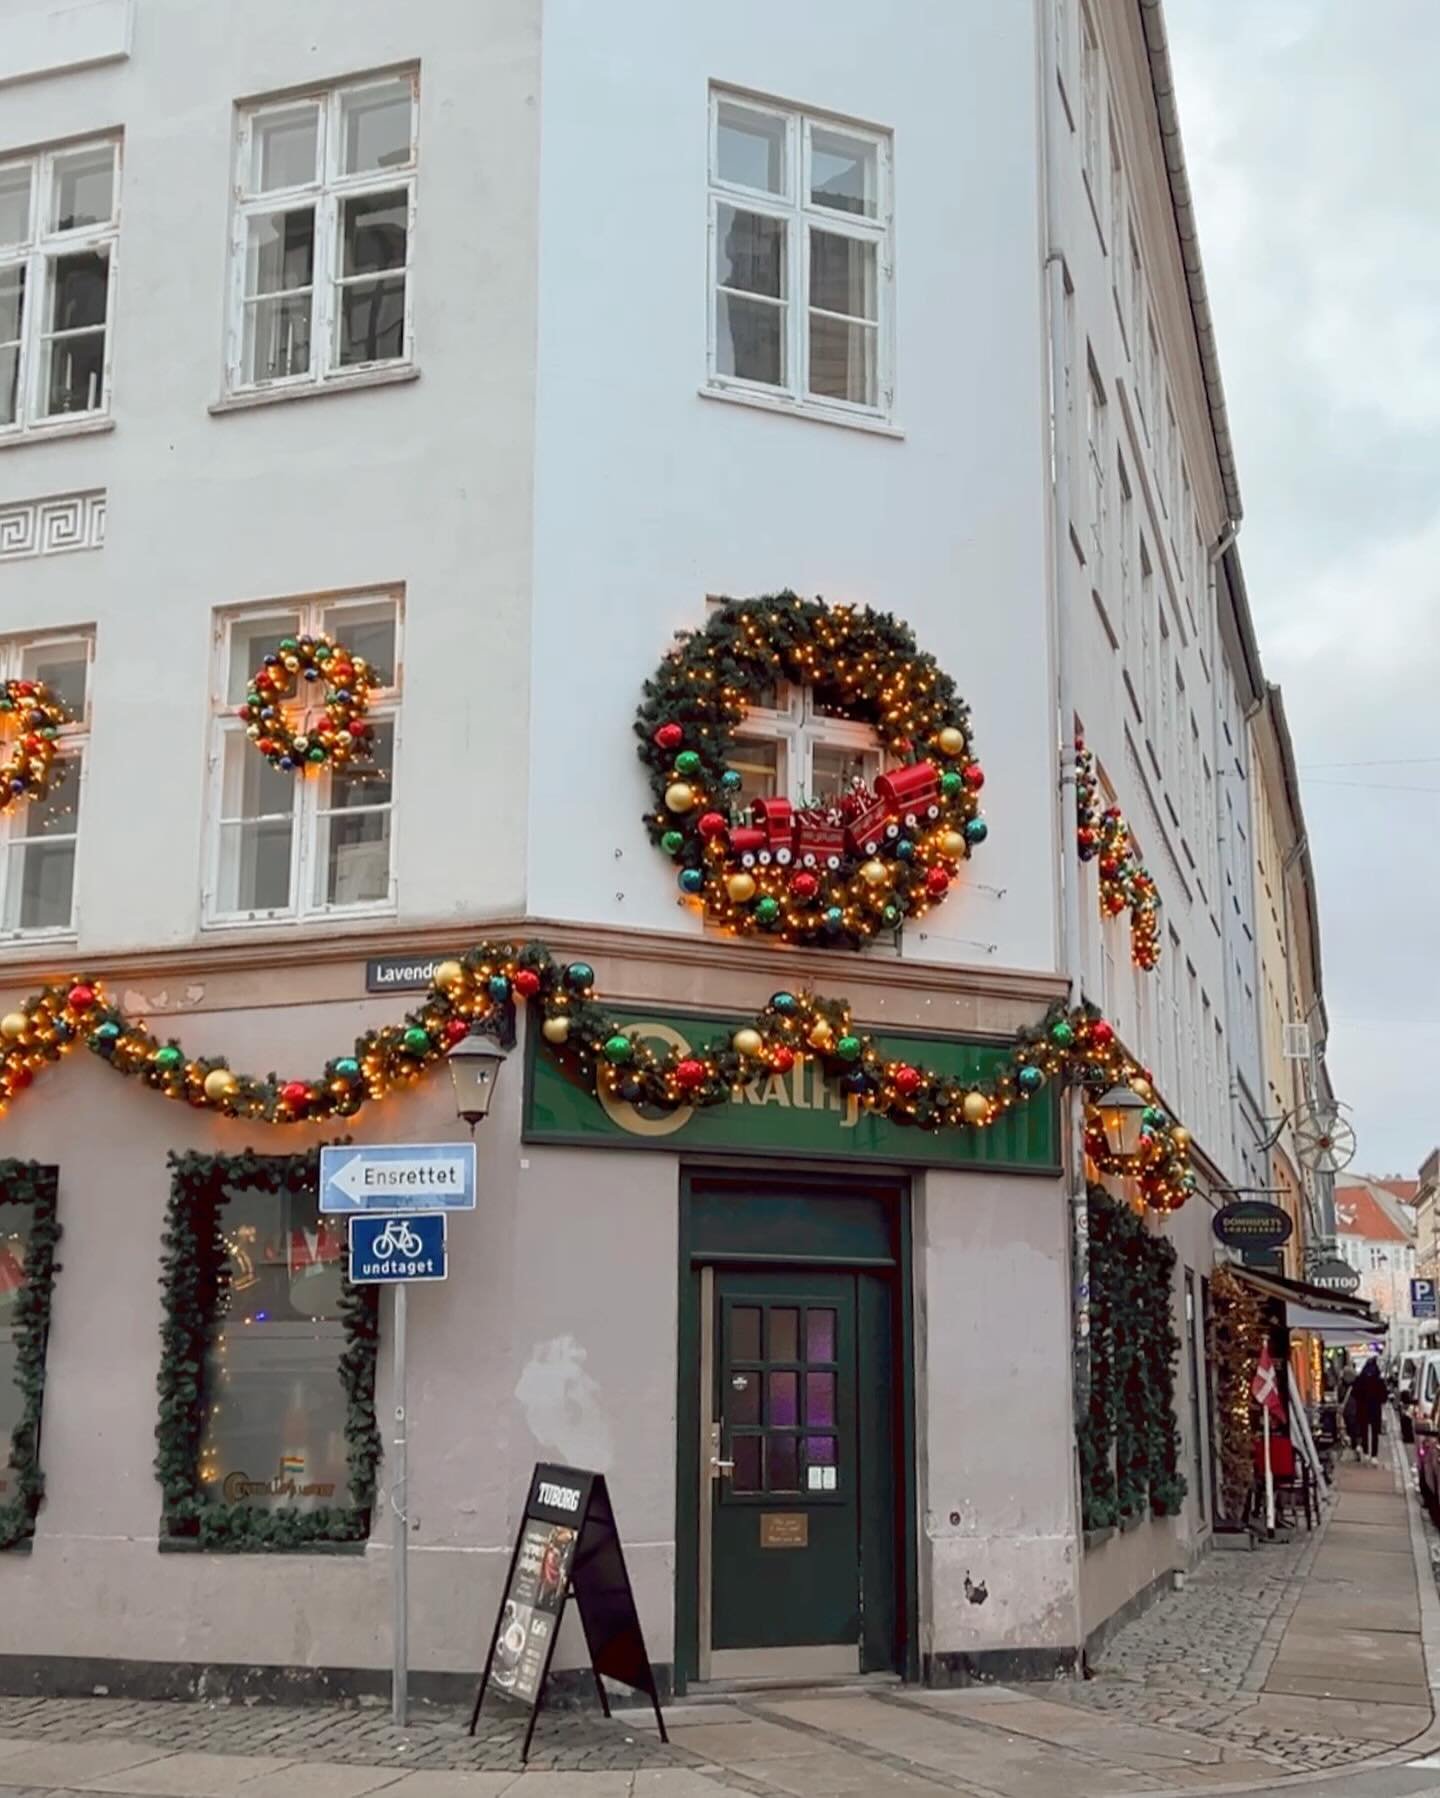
[1352,1356,1387,1464]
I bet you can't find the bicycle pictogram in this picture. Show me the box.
[374,1219,424,1259]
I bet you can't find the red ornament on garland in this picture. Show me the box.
[443,1017,470,1045]
[771,1047,795,1074]
[10,1068,31,1091]
[1091,1018,1115,1046]
[893,1065,923,1096]
[924,866,950,897]
[963,763,985,790]
[280,1080,310,1108]
[512,968,541,998]
[675,1057,706,1089]
[790,870,820,901]
[67,983,96,1010]
[698,811,728,839]
[654,723,684,750]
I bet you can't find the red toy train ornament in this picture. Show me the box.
[725,763,942,870]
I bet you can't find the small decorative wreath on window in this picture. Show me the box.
[636,593,988,950]
[236,634,376,775]
[0,680,73,816]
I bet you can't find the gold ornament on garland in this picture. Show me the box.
[0,678,73,819]
[0,946,1195,1211]
[236,634,377,776]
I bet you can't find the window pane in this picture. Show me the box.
[341,190,407,277]
[717,205,785,298]
[330,719,393,807]
[810,744,874,805]
[768,1370,798,1426]
[731,738,780,809]
[0,265,23,344]
[809,230,876,320]
[0,346,17,429]
[728,1370,759,1426]
[809,314,876,407]
[48,247,108,331]
[21,639,88,718]
[804,1434,837,1466]
[199,1181,355,1513]
[0,1201,33,1502]
[765,1435,799,1492]
[244,297,312,383]
[220,729,296,820]
[218,819,294,913]
[5,757,78,931]
[716,102,786,195]
[251,104,320,193]
[769,1308,798,1362]
[246,209,315,297]
[50,145,114,232]
[341,79,413,174]
[317,808,390,908]
[321,602,397,686]
[731,1435,761,1493]
[729,1306,761,1361]
[806,1308,836,1362]
[42,327,105,416]
[226,613,303,704]
[805,1371,836,1427]
[716,293,784,388]
[810,129,878,218]
[0,165,31,248]
[338,276,405,367]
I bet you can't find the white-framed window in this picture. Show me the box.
[707,90,893,419]
[1140,535,1156,727]
[0,138,120,436]
[1085,356,1107,589]
[1080,7,1102,204]
[1118,451,1134,667]
[728,678,885,812]
[1107,120,1123,261]
[0,632,91,937]
[1145,316,1160,441]
[226,71,417,394]
[1127,224,1143,367]
[206,592,401,924]
[1164,393,1179,521]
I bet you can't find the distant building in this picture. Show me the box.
[1335,1180,1419,1355]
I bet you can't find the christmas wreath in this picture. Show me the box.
[0,680,73,816]
[1076,738,1160,970]
[635,595,987,949]
[235,634,376,775]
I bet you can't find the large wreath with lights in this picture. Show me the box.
[236,634,377,775]
[0,680,72,816]
[635,595,988,949]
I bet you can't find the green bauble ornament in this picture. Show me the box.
[881,904,901,927]
[1142,1105,1167,1128]
[940,770,963,798]
[154,1045,183,1070]
[965,817,988,845]
[278,637,298,652]
[604,1034,635,1064]
[1049,1020,1075,1048]
[565,962,595,990]
[402,1026,431,1054]
[836,1035,862,1061]
[674,750,702,776]
[334,1057,360,1077]
[660,830,684,855]
[307,746,327,763]
[755,896,780,924]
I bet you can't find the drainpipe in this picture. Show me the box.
[1036,0,1091,1644]
[1207,522,1239,1180]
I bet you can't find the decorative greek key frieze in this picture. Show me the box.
[0,491,106,564]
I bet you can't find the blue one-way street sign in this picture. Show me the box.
[320,1141,476,1213]
[349,1214,448,1283]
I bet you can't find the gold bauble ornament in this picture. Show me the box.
[860,858,889,888]
[434,959,465,988]
[961,1091,990,1126]
[938,726,967,757]
[665,782,697,813]
[1170,1126,1190,1152]
[939,829,966,860]
[726,871,757,903]
[0,1013,27,1041]
[733,1027,763,1056]
[809,1020,834,1049]
[542,1016,571,1044]
[203,1068,238,1103]
[1130,1077,1153,1101]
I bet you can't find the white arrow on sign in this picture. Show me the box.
[329,1152,470,1205]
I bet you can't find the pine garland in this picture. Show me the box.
[1079,1187,1187,1531]
[0,1161,60,1551]
[155,1147,380,1551]
[1208,1264,1266,1526]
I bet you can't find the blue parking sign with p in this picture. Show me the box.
[1411,1278,1436,1319]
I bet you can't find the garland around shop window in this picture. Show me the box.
[1075,739,1161,970]
[235,634,377,775]
[156,1148,380,1550]
[0,943,1195,1212]
[0,1161,61,1552]
[0,681,74,818]
[636,594,988,950]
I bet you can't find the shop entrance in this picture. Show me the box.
[676,1172,913,1687]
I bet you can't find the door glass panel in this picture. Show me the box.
[728,1371,759,1426]
[732,1435,760,1492]
[769,1308,798,1363]
[730,1306,761,1361]
[768,1370,798,1426]
[806,1308,836,1362]
[766,1434,799,1491]
[805,1434,837,1466]
[806,1371,836,1427]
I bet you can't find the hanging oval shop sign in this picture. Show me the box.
[1212,1199,1294,1251]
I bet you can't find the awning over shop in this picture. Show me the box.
[1284,1305,1387,1340]
[1229,1264,1386,1340]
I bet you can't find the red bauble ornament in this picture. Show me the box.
[893,1065,923,1097]
[67,983,96,1010]
[925,866,950,897]
[962,763,985,790]
[280,1080,310,1108]
[771,1047,796,1074]
[654,723,684,751]
[791,870,820,901]
[675,1057,706,1089]
[9,1068,31,1092]
[15,682,35,698]
[513,968,541,998]
[698,811,728,839]
[444,1017,470,1045]
[234,705,251,720]
[1091,1019,1114,1046]
[1074,733,1085,751]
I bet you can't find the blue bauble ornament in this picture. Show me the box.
[843,1069,871,1094]
[565,962,595,990]
[824,906,844,928]
[965,817,988,845]
[895,838,915,860]
[488,974,511,1000]
[721,769,743,792]
[1018,1065,1044,1094]
[679,867,704,894]
[771,992,797,1014]
[8,779,24,795]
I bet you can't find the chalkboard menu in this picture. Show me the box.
[469,1463,668,1761]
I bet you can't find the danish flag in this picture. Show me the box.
[1251,1343,1285,1422]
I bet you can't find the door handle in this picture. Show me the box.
[711,1457,735,1479]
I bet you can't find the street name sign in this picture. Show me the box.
[319,1142,477,1213]
[349,1214,448,1283]
[1413,1277,1437,1320]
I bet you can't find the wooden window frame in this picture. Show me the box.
[0,630,92,941]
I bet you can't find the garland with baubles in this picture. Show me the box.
[0,944,1195,1211]
[235,634,377,775]
[0,1162,60,1552]
[0,680,73,816]
[1075,738,1161,970]
[636,595,987,950]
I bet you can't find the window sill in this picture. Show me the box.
[0,931,77,950]
[699,383,904,440]
[158,1533,368,1556]
[0,416,115,453]
[201,904,397,933]
[210,364,420,415]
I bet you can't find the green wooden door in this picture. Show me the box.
[711,1269,892,1674]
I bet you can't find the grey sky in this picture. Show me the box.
[1166,1,1440,1180]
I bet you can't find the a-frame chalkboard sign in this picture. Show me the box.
[469,1462,669,1762]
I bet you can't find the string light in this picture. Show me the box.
[1075,738,1162,971]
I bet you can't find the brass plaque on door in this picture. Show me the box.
[760,1512,809,1549]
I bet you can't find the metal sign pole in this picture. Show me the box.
[393,1281,409,1727]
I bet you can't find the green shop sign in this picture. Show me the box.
[524,1007,1059,1173]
